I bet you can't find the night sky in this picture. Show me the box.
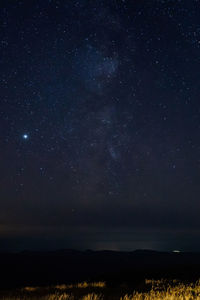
[1,0,200,252]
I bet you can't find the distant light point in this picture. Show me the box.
[22,134,28,139]
[173,250,180,253]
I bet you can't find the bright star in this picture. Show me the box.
[23,134,28,139]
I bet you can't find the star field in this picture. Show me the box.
[1,0,200,251]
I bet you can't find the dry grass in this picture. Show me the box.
[55,281,105,290]
[120,279,200,299]
[81,294,103,300]
[2,294,73,300]
[3,280,200,299]
[23,286,40,292]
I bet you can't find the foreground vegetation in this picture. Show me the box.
[1,279,200,299]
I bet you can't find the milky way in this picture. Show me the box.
[1,0,200,251]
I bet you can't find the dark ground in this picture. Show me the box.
[1,249,200,289]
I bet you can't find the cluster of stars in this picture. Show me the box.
[1,0,200,250]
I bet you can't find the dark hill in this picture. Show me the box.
[0,249,200,289]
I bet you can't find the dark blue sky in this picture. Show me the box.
[1,0,200,252]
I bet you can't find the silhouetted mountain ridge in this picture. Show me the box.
[0,249,200,289]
